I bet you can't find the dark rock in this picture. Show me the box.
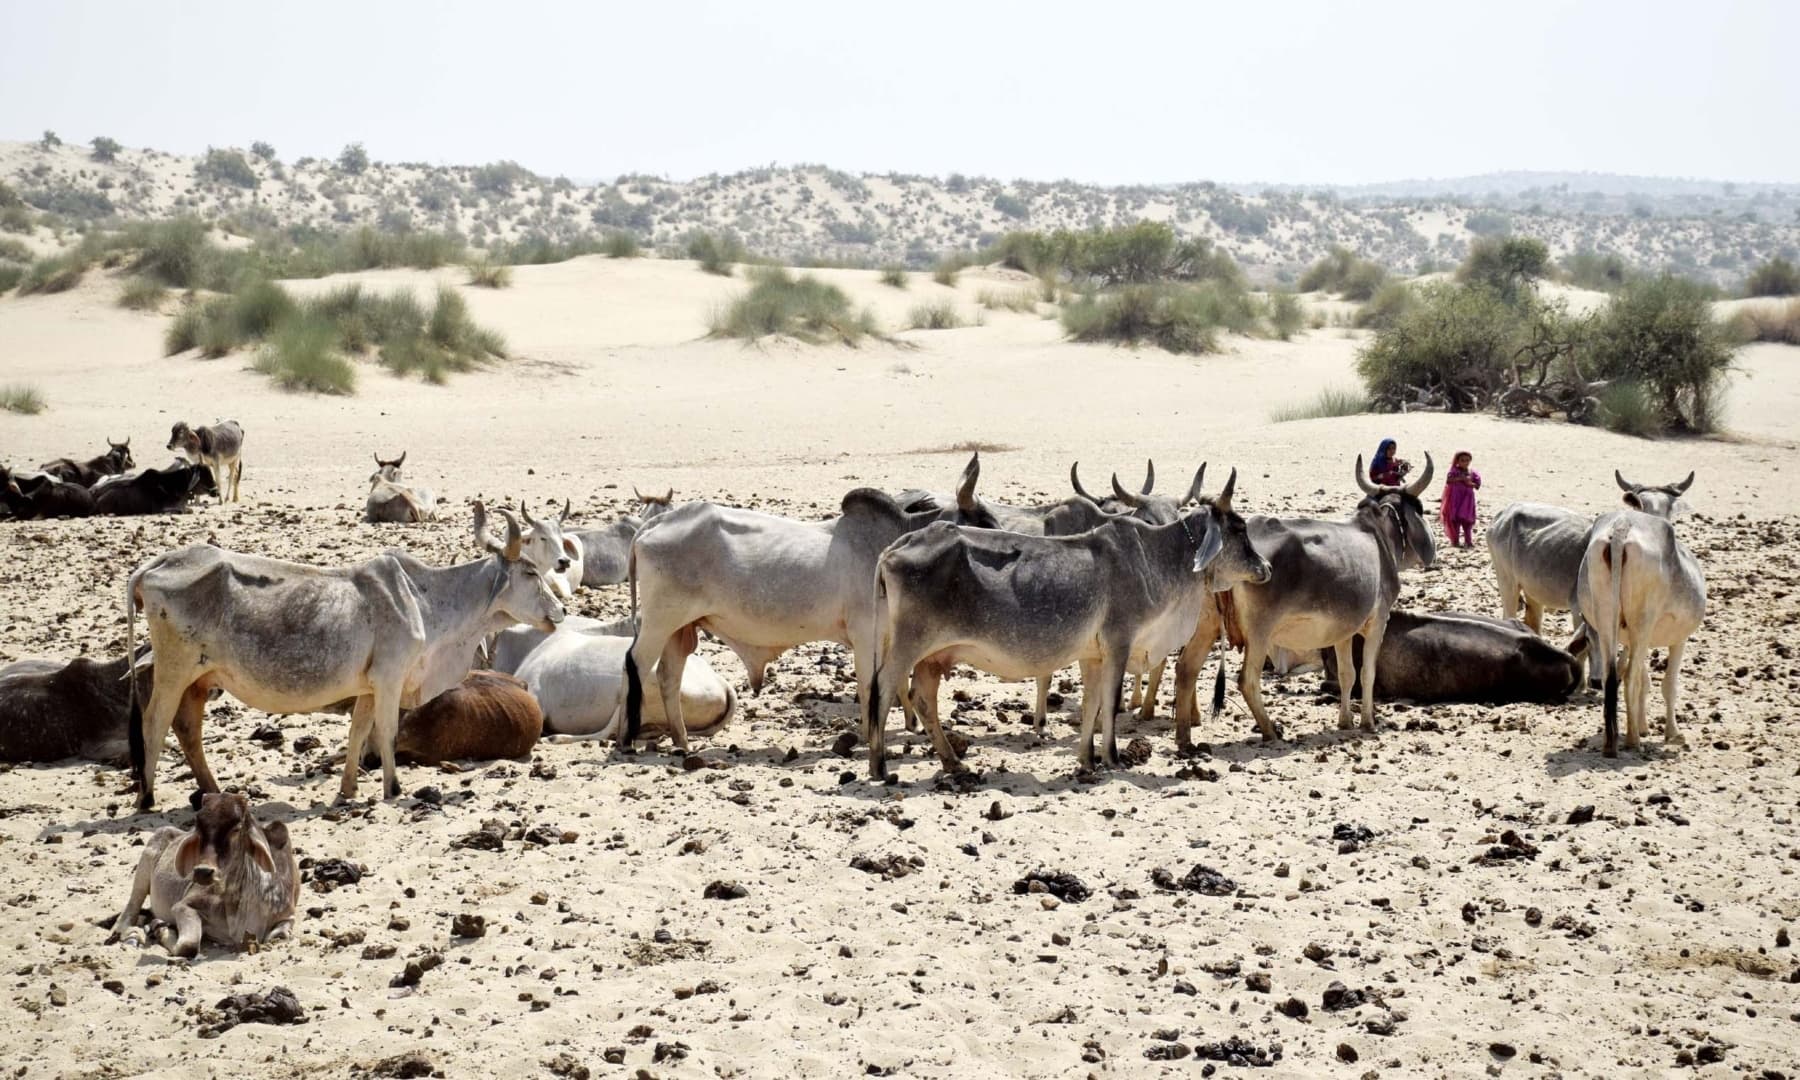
[1490,1042,1517,1060]
[543,1052,590,1079]
[985,801,1012,821]
[832,731,858,757]
[1143,1043,1190,1061]
[703,880,748,900]
[450,913,486,939]
[249,724,283,748]
[1337,1043,1358,1063]
[451,820,507,852]
[292,734,323,754]
[1120,738,1153,767]
[1525,907,1543,926]
[1245,972,1272,993]
[850,853,923,880]
[1275,997,1309,1019]
[308,859,365,892]
[1566,804,1596,825]
[368,1051,437,1078]
[1321,981,1367,1011]
[1194,1035,1277,1066]
[412,786,442,805]
[202,986,305,1038]
[1011,870,1090,903]
[1778,927,1791,949]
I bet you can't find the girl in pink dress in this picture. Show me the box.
[1440,450,1481,547]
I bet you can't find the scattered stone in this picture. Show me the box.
[1143,1043,1190,1061]
[1303,943,1333,965]
[986,801,1012,821]
[522,824,566,846]
[1474,829,1539,864]
[389,952,444,988]
[1193,1035,1278,1066]
[201,986,305,1038]
[601,1048,626,1065]
[1120,738,1153,767]
[1566,805,1596,826]
[1322,981,1367,1011]
[850,853,923,880]
[412,785,442,805]
[366,1050,438,1078]
[543,1052,590,1079]
[292,734,322,754]
[832,732,858,757]
[703,880,748,900]
[1778,927,1791,949]
[1490,1042,1517,1060]
[1364,1015,1396,1037]
[307,858,365,892]
[1332,823,1375,853]
[249,724,283,748]
[1525,907,1543,926]
[1012,870,1091,902]
[451,820,507,852]
[1245,972,1272,993]
[450,913,486,939]
[48,986,67,1007]
[1275,997,1309,1019]
[1337,1043,1359,1063]
[1150,864,1236,896]
[653,1042,690,1064]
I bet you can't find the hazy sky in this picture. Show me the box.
[3,0,1794,185]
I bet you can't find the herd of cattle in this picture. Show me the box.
[0,435,1709,956]
[0,420,244,518]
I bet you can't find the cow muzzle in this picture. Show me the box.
[190,864,217,886]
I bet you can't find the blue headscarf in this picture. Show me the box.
[1372,438,1396,474]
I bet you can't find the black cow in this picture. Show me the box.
[39,438,134,487]
[1319,610,1587,705]
[93,462,218,516]
[0,648,162,764]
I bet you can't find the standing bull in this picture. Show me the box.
[167,419,245,503]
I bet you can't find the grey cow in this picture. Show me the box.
[866,468,1270,776]
[107,793,299,958]
[623,455,999,757]
[573,488,677,586]
[1489,471,1694,683]
[167,419,245,502]
[1574,504,1706,757]
[126,506,563,810]
[1213,455,1437,740]
[364,452,438,524]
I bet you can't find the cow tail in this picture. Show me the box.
[124,561,146,790]
[866,568,891,745]
[622,542,644,745]
[1602,517,1629,755]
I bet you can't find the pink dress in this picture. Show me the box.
[1441,466,1480,530]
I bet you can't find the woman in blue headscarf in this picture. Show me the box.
[1369,438,1412,487]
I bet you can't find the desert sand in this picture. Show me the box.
[1,257,1797,1078]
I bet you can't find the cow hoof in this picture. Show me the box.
[385,778,402,800]
[333,791,358,807]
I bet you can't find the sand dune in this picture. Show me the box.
[1,256,1797,1077]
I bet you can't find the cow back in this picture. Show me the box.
[394,671,542,764]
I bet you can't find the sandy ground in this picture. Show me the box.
[1,258,1798,1078]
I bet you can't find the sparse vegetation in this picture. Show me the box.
[90,136,121,163]
[1265,291,1305,340]
[601,231,640,258]
[1594,380,1662,437]
[337,142,370,175]
[0,383,45,414]
[465,257,512,288]
[686,230,748,275]
[197,147,258,189]
[708,266,879,345]
[1353,281,1416,329]
[879,265,908,288]
[977,287,1036,313]
[1356,283,1529,409]
[250,141,277,162]
[1270,385,1369,422]
[1457,236,1550,302]
[931,259,961,287]
[16,253,85,295]
[117,276,168,311]
[1729,299,1800,344]
[1585,275,1735,432]
[1560,250,1635,292]
[1744,257,1800,297]
[252,315,356,394]
[38,131,60,150]
[991,222,1240,287]
[907,298,967,329]
[1061,283,1247,355]
[0,264,23,294]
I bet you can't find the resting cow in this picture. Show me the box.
[503,617,736,741]
[1,469,95,519]
[0,649,162,764]
[94,461,217,516]
[572,488,676,587]
[363,452,437,523]
[1317,610,1586,704]
[107,792,299,958]
[39,438,133,487]
[167,419,245,503]
[361,670,543,765]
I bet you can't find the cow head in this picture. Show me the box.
[166,421,197,455]
[474,503,566,631]
[518,501,583,599]
[1355,452,1437,569]
[176,793,280,888]
[943,453,1001,528]
[1616,470,1694,519]
[1,466,19,500]
[1184,467,1271,589]
[107,438,133,472]
[1071,460,1155,510]
[372,451,406,484]
[184,464,220,500]
[633,486,677,522]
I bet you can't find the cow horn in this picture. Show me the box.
[1672,471,1695,495]
[395,450,405,469]
[496,508,525,561]
[661,488,674,504]
[373,453,382,467]
[472,500,500,552]
[1615,470,1637,493]
[521,502,541,530]
[1141,459,1155,495]
[956,452,981,513]
[560,498,571,522]
[1183,464,1207,507]
[1354,455,1377,495]
[1110,473,1143,508]
[1405,452,1434,496]
[1069,462,1099,504]
[633,486,645,502]
[1216,467,1237,514]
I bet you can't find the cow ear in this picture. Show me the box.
[562,537,579,559]
[1669,497,1693,520]
[262,820,290,851]
[246,832,276,874]
[174,833,202,878]
[1191,515,1223,573]
[1622,492,1642,510]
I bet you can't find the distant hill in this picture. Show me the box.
[4,141,1796,286]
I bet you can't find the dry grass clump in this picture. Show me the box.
[0,382,46,414]
[906,298,967,330]
[977,287,1037,313]
[708,266,881,345]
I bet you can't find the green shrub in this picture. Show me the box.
[39,131,61,150]
[471,161,536,196]
[1729,298,1800,344]
[90,136,121,163]
[1355,283,1523,407]
[117,276,168,311]
[197,147,258,189]
[709,266,879,345]
[17,253,84,295]
[1353,281,1415,329]
[992,192,1029,219]
[250,141,277,162]
[1586,275,1735,432]
[907,298,967,329]
[879,264,908,288]
[977,287,1036,313]
[0,383,45,414]
[0,204,32,233]
[1061,283,1250,354]
[1457,236,1549,302]
[931,259,960,287]
[1594,380,1663,437]
[465,257,512,288]
[129,218,217,288]
[1297,246,1387,299]
[253,315,356,394]
[337,142,370,175]
[1269,385,1369,422]
[686,230,746,275]
[0,238,28,262]
[1744,257,1800,297]
[1266,291,1305,340]
[1561,250,1634,292]
[0,264,23,294]
[601,231,640,258]
[164,299,218,354]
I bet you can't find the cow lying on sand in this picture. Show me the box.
[356,670,543,766]
[1317,610,1587,704]
[107,792,299,958]
[0,649,167,764]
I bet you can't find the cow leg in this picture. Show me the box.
[1098,650,1129,768]
[339,696,375,801]
[169,900,204,959]
[1032,676,1050,733]
[135,667,192,813]
[169,683,220,798]
[657,628,699,754]
[1522,598,1543,635]
[370,685,405,800]
[1661,640,1687,746]
[1237,637,1281,742]
[1075,660,1101,770]
[865,642,910,780]
[107,830,177,943]
[1136,658,1166,723]
[911,665,963,773]
[1358,616,1388,732]
[1332,640,1357,729]
[1496,566,1521,623]
[230,459,242,502]
[624,617,679,751]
